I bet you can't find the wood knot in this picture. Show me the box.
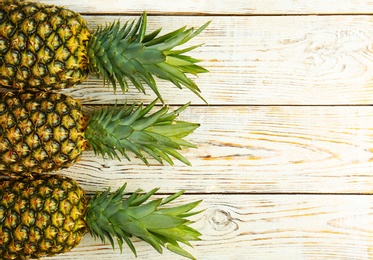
[101,163,110,169]
[207,209,237,231]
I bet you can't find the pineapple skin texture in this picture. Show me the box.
[0,174,87,259]
[0,1,90,90]
[0,91,87,177]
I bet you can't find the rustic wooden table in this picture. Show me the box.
[28,0,373,259]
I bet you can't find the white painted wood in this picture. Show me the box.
[3,6,373,105]
[2,1,373,260]
[59,105,373,194]
[22,0,373,15]
[46,194,373,259]
[55,15,373,106]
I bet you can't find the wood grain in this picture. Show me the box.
[2,1,373,259]
[3,6,373,106]
[57,105,373,194]
[54,15,373,106]
[23,0,373,15]
[46,194,373,259]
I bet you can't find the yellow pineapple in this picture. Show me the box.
[0,174,202,259]
[0,91,199,177]
[0,1,209,102]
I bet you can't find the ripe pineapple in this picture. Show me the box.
[0,174,202,259]
[0,1,209,102]
[0,91,199,177]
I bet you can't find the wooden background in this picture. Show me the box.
[15,0,373,259]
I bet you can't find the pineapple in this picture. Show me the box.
[0,1,209,102]
[0,174,202,259]
[0,91,199,177]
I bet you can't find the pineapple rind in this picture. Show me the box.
[0,91,87,177]
[0,1,90,90]
[0,175,87,259]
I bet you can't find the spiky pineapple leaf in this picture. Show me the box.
[86,184,202,259]
[166,243,197,260]
[161,190,185,205]
[158,200,203,216]
[88,12,210,103]
[85,100,199,165]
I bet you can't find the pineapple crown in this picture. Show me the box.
[85,184,202,259]
[87,12,210,103]
[85,99,199,166]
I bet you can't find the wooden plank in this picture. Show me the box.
[2,11,373,105]
[46,194,373,259]
[55,15,373,106]
[2,2,373,260]
[23,0,373,15]
[58,105,373,194]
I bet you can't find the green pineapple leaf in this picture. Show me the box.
[88,12,210,103]
[86,185,202,259]
[85,99,199,166]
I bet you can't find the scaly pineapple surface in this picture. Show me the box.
[0,174,87,259]
[0,91,87,176]
[0,1,90,89]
